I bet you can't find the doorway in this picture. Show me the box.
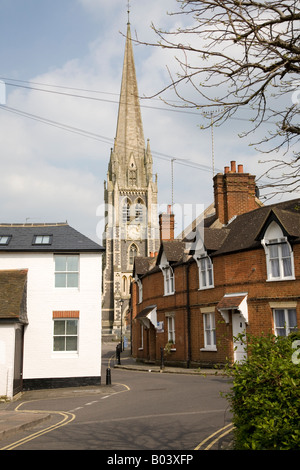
[13,325,24,395]
[232,312,247,362]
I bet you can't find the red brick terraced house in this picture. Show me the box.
[131,161,300,367]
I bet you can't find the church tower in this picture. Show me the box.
[102,20,159,336]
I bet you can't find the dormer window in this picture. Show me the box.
[0,235,11,245]
[163,266,175,295]
[33,235,52,245]
[262,221,295,281]
[196,254,214,290]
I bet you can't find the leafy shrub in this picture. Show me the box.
[225,333,300,450]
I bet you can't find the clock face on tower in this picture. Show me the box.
[128,224,140,240]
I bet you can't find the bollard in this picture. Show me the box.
[116,343,121,365]
[106,367,111,385]
[160,346,164,370]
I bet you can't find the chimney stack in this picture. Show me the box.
[159,205,175,241]
[213,161,257,225]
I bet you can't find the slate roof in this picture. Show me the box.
[157,240,186,264]
[213,198,300,257]
[134,257,157,277]
[0,270,28,323]
[0,223,104,253]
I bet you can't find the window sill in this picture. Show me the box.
[163,292,175,297]
[52,352,79,358]
[266,276,295,282]
[138,347,144,351]
[198,285,214,291]
[200,347,217,352]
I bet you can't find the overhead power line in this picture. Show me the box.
[0,77,265,122]
[0,104,218,174]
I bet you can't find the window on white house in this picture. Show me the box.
[0,235,11,245]
[55,255,79,288]
[33,235,52,245]
[197,255,214,289]
[167,315,175,343]
[203,312,216,349]
[163,266,175,295]
[273,308,297,337]
[53,319,78,351]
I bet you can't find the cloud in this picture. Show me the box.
[1,0,292,248]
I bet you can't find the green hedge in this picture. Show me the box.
[225,333,300,450]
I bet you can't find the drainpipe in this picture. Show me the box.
[186,262,192,368]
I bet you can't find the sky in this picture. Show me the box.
[0,0,296,244]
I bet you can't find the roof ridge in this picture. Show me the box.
[0,222,68,227]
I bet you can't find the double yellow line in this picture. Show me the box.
[1,403,76,450]
[194,423,235,450]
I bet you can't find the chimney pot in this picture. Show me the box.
[224,166,229,174]
[230,161,236,172]
[238,164,244,173]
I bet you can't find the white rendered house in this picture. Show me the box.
[0,223,104,398]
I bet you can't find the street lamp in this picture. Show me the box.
[119,298,124,352]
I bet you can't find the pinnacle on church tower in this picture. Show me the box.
[102,16,159,337]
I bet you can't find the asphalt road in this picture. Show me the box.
[0,344,233,452]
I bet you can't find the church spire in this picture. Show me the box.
[113,21,146,185]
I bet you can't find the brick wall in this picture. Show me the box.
[213,161,258,225]
[132,243,300,367]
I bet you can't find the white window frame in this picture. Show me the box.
[138,324,144,350]
[262,222,295,282]
[167,315,175,344]
[33,235,52,245]
[53,319,79,352]
[54,254,79,288]
[273,308,298,337]
[163,266,175,296]
[196,254,214,290]
[202,312,217,350]
[0,235,11,245]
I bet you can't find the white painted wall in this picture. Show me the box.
[0,252,102,382]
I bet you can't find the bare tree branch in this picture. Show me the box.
[137,0,300,196]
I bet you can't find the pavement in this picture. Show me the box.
[0,344,228,444]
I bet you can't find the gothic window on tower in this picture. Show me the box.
[129,244,138,266]
[128,169,137,186]
[135,198,144,222]
[122,198,131,223]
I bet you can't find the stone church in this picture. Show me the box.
[102,20,160,337]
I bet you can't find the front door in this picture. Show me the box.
[13,326,24,395]
[232,312,247,362]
